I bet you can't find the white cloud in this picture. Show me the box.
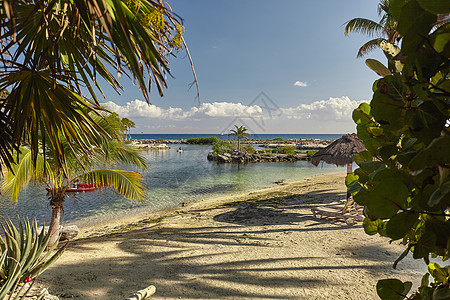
[281,96,364,121]
[294,81,308,87]
[103,100,263,120]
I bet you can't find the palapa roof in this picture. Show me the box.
[310,133,367,167]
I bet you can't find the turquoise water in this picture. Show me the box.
[0,144,344,227]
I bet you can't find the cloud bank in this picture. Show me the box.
[280,96,363,121]
[103,96,363,123]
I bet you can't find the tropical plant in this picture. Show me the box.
[346,1,450,298]
[1,114,147,247]
[228,125,251,152]
[0,0,197,173]
[273,145,296,155]
[122,118,136,140]
[0,218,65,299]
[344,0,400,57]
[211,140,233,155]
[186,136,219,144]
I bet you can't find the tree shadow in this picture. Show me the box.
[39,187,417,299]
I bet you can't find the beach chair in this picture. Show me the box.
[125,285,156,300]
[311,198,364,224]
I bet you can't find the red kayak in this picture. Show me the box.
[46,186,96,193]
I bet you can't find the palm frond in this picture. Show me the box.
[344,18,386,38]
[78,170,145,202]
[1,148,54,201]
[357,38,387,58]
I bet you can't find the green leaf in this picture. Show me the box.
[428,263,449,283]
[354,151,373,164]
[413,231,437,259]
[367,179,409,219]
[366,59,392,77]
[409,137,450,170]
[363,218,384,235]
[433,287,450,300]
[377,278,410,300]
[386,212,419,240]
[345,173,359,186]
[417,0,450,14]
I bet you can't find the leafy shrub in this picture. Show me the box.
[186,136,219,144]
[241,144,256,154]
[306,150,317,157]
[346,2,449,298]
[272,145,296,155]
[0,218,66,299]
[212,140,233,155]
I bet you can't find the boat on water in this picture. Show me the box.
[46,183,96,193]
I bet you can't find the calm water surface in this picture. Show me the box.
[0,144,344,227]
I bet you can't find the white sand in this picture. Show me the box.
[37,173,427,299]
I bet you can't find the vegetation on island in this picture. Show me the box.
[346,1,450,298]
[229,125,251,152]
[186,136,219,144]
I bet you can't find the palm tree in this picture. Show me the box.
[344,0,400,57]
[0,1,196,173]
[1,118,147,247]
[229,125,251,152]
[122,118,136,140]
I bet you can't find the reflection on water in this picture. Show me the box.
[0,144,344,227]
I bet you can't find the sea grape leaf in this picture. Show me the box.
[366,59,391,77]
[393,245,413,269]
[366,180,409,219]
[428,183,450,207]
[417,0,450,14]
[390,0,408,20]
[353,103,372,125]
[409,136,450,170]
[413,231,437,259]
[376,278,410,300]
[433,287,450,300]
[428,263,449,282]
[401,137,417,150]
[386,212,419,240]
[354,151,373,164]
[353,188,370,206]
[363,218,384,235]
[371,92,404,129]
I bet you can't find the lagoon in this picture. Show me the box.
[0,143,345,227]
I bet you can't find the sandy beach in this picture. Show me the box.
[37,173,427,299]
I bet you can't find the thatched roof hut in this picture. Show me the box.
[310,133,366,167]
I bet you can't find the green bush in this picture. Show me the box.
[186,136,219,144]
[272,145,296,155]
[241,144,256,154]
[306,150,317,157]
[212,140,233,155]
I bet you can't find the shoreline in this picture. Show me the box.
[75,173,338,239]
[39,172,428,299]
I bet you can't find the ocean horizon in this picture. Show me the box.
[130,133,345,141]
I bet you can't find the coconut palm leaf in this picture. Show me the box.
[357,38,387,58]
[78,169,145,202]
[0,0,191,172]
[1,148,54,201]
[344,18,386,38]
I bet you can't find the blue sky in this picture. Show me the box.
[103,0,385,134]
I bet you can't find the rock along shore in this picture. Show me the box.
[207,150,310,163]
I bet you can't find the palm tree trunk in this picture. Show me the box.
[47,193,64,249]
[238,136,241,152]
